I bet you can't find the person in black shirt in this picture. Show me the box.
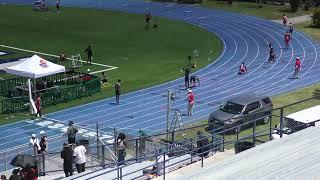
[115,79,121,104]
[144,12,152,30]
[84,45,93,65]
[61,142,73,177]
[183,67,191,89]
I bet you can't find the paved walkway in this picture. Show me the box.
[271,14,312,24]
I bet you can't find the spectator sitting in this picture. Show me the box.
[59,52,67,61]
[238,62,247,75]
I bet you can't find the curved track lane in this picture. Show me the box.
[1,0,320,162]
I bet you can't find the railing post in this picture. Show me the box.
[135,138,138,163]
[114,128,118,158]
[269,114,272,140]
[96,122,100,159]
[4,152,7,171]
[102,145,105,168]
[201,144,204,167]
[222,133,225,152]
[190,138,193,164]
[163,152,166,180]
[120,167,123,180]
[42,153,46,176]
[280,107,284,138]
[253,118,256,146]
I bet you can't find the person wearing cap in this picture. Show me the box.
[29,134,40,156]
[61,142,73,177]
[64,121,78,144]
[293,57,301,79]
[38,131,48,175]
[73,141,86,173]
[187,89,195,116]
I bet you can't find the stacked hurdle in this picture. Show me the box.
[69,54,82,68]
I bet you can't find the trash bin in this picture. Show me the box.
[234,141,254,154]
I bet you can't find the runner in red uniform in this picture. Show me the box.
[284,31,291,49]
[293,57,301,79]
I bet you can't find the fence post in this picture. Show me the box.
[120,167,123,180]
[114,128,118,158]
[96,122,100,159]
[4,152,7,171]
[222,133,225,152]
[280,107,284,138]
[190,138,193,164]
[135,138,138,163]
[253,118,256,146]
[163,152,166,180]
[102,145,105,168]
[42,153,46,176]
[269,114,272,140]
[201,144,204,167]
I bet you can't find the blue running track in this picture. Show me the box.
[1,0,320,171]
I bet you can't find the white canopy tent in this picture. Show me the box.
[5,54,65,113]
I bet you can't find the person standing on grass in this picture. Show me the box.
[289,22,294,36]
[61,142,73,177]
[144,12,152,30]
[282,14,288,27]
[293,57,301,79]
[187,89,194,116]
[115,79,121,104]
[284,31,291,49]
[84,45,93,65]
[35,95,42,120]
[56,0,61,13]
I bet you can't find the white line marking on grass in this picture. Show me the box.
[0,44,119,74]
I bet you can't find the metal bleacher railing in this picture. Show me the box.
[1,96,320,178]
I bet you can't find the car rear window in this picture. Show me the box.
[262,98,271,104]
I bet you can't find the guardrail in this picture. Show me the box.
[1,96,319,177]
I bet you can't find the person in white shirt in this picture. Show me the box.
[29,134,40,156]
[73,141,86,173]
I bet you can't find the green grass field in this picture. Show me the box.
[0,5,222,123]
[202,1,311,20]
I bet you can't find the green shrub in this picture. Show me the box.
[289,0,301,12]
[178,0,203,3]
[312,7,320,27]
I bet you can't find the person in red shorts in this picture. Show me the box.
[238,62,247,75]
[293,57,301,79]
[187,89,195,116]
[284,31,291,49]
